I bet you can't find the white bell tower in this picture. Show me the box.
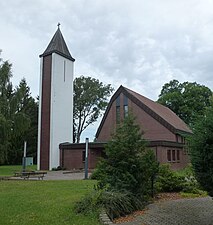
[37,25,75,170]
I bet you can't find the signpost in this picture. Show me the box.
[84,138,89,179]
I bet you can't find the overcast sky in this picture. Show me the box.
[1,0,213,141]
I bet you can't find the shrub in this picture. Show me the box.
[96,114,159,196]
[155,164,205,195]
[155,164,185,192]
[75,189,146,220]
[74,190,102,215]
[76,114,159,219]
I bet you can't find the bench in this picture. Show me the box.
[14,171,47,180]
[0,176,11,181]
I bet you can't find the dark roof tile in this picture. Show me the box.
[96,85,192,137]
[40,28,75,61]
[124,87,192,133]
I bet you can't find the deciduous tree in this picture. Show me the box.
[158,80,212,126]
[73,76,113,143]
[190,106,213,197]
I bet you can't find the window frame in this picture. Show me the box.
[167,150,171,162]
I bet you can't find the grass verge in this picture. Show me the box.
[180,191,208,198]
[0,180,100,225]
[0,165,37,176]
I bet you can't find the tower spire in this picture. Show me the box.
[40,26,75,61]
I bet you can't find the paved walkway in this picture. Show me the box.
[43,171,91,180]
[119,197,213,225]
[8,171,91,180]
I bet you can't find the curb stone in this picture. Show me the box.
[99,211,114,225]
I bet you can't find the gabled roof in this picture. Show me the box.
[96,85,192,137]
[40,27,75,61]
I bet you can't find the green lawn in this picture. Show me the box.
[0,180,100,225]
[0,165,37,176]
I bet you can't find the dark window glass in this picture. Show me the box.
[123,95,128,105]
[116,106,120,123]
[172,150,176,161]
[177,150,180,161]
[116,95,120,106]
[123,95,128,118]
[124,105,128,118]
[82,151,85,162]
[167,150,171,161]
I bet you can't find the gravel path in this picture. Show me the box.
[119,197,213,225]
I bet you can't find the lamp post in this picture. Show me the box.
[22,141,27,172]
[84,138,89,179]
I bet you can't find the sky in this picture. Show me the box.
[0,0,213,141]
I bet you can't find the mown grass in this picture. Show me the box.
[180,191,208,198]
[0,180,100,225]
[0,165,37,176]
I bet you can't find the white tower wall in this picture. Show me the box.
[49,53,74,169]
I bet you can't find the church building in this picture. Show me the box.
[60,86,192,171]
[37,26,192,171]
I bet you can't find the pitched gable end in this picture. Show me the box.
[96,86,192,139]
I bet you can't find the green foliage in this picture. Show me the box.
[156,164,205,195]
[0,53,38,165]
[73,76,113,143]
[190,106,213,197]
[155,164,185,192]
[158,79,212,125]
[77,114,159,219]
[96,114,159,196]
[180,191,208,198]
[75,190,102,215]
[75,189,146,220]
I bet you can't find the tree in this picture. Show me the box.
[189,106,213,197]
[0,52,38,165]
[0,56,13,164]
[8,79,38,164]
[158,80,212,126]
[96,114,159,196]
[73,76,113,143]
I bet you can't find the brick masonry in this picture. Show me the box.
[40,55,52,170]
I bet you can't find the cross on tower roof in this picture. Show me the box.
[57,23,61,28]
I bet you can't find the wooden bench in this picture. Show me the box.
[14,171,47,180]
[0,176,11,181]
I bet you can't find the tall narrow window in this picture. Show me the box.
[116,95,120,124]
[177,150,180,161]
[167,150,171,162]
[82,150,85,162]
[123,95,128,118]
[116,106,120,123]
[172,150,176,161]
[124,105,128,117]
[63,61,66,82]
